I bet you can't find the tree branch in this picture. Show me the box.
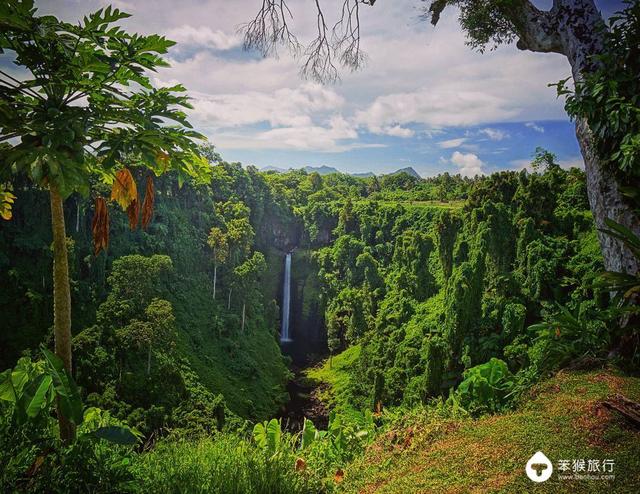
[332,0,367,71]
[243,0,375,83]
[241,0,301,57]
[426,0,564,55]
[302,0,338,82]
[512,0,563,54]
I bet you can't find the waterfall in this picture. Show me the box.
[281,252,292,343]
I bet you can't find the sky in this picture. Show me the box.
[15,0,627,177]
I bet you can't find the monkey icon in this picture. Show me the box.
[526,452,553,482]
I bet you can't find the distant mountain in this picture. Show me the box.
[259,165,417,179]
[303,165,341,175]
[261,165,288,173]
[389,167,421,179]
[260,165,342,175]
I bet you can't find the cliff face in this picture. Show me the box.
[257,214,304,253]
[279,249,327,364]
[257,211,328,364]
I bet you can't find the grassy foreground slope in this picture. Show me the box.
[335,369,640,494]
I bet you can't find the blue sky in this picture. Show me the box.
[229,120,581,177]
[10,0,627,177]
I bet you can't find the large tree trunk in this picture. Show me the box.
[555,0,640,275]
[575,118,639,274]
[516,0,640,275]
[49,185,76,443]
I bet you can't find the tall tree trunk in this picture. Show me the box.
[213,263,217,300]
[575,118,639,274]
[147,345,151,375]
[241,302,246,332]
[515,0,640,275]
[228,288,232,310]
[49,185,75,443]
[555,0,640,275]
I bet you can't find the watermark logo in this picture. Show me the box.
[526,451,553,483]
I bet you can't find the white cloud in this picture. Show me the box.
[356,88,518,133]
[384,125,415,138]
[166,25,241,50]
[255,115,356,150]
[479,128,509,141]
[451,151,486,177]
[438,137,467,149]
[213,115,386,152]
[525,122,545,133]
[187,83,344,129]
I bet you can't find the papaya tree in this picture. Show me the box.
[0,2,209,441]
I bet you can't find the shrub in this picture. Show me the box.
[527,301,611,371]
[450,358,514,414]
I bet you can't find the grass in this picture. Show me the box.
[335,368,640,493]
[131,434,317,494]
[306,345,361,413]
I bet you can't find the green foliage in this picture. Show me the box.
[0,353,140,492]
[451,358,514,414]
[294,159,603,413]
[0,348,139,442]
[253,418,282,456]
[41,347,84,425]
[528,302,612,372]
[296,409,376,487]
[501,302,526,340]
[307,345,363,414]
[422,336,449,400]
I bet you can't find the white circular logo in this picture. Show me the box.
[526,451,553,482]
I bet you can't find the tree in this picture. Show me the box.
[215,200,255,308]
[98,254,173,327]
[392,230,435,301]
[242,0,639,276]
[233,251,267,332]
[207,226,229,300]
[116,298,176,375]
[0,2,209,441]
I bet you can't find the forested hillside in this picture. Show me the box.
[269,149,606,413]
[1,159,300,429]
